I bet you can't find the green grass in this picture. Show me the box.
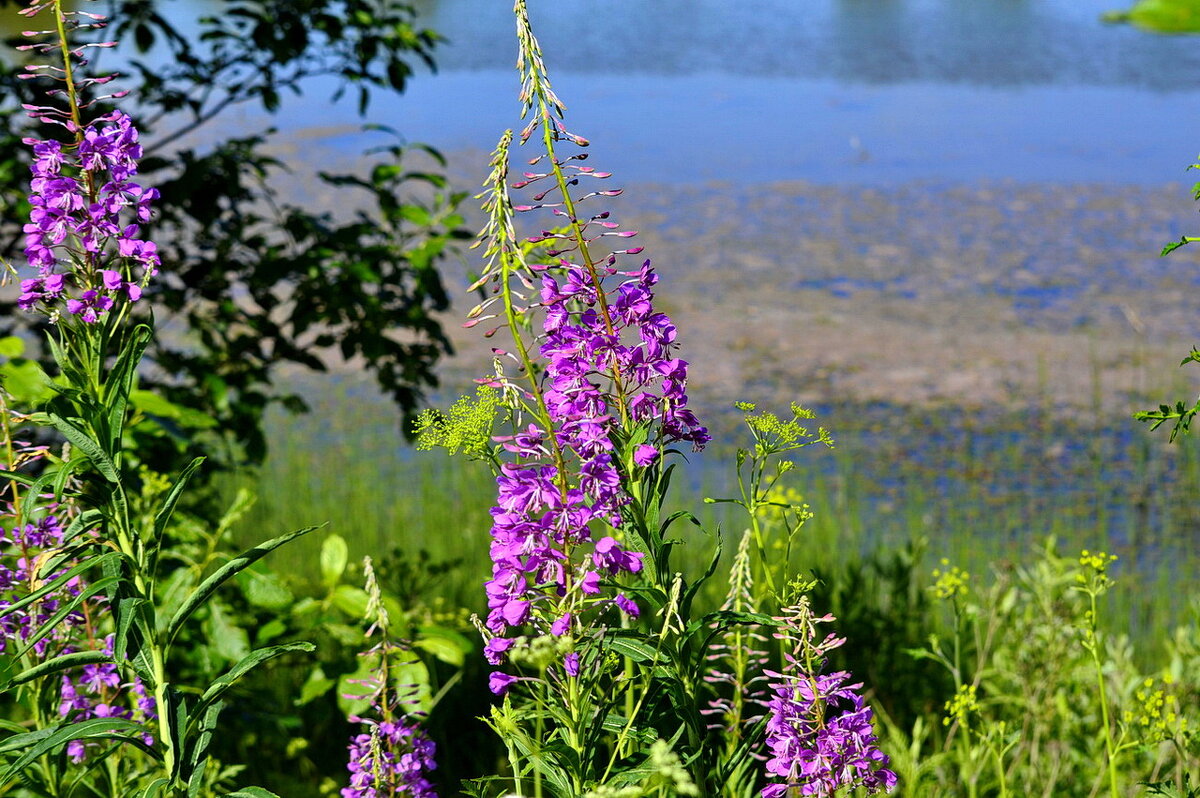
[224,374,1200,654]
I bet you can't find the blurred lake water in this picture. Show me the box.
[363,0,1200,185]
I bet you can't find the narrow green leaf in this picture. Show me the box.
[0,468,35,487]
[187,758,209,798]
[113,596,156,685]
[2,650,110,689]
[192,642,314,726]
[0,718,159,780]
[137,778,171,798]
[167,525,320,644]
[18,464,69,527]
[153,457,206,547]
[105,325,153,452]
[222,788,283,797]
[46,413,120,483]
[602,633,660,663]
[62,508,104,544]
[186,698,225,790]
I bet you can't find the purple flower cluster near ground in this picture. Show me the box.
[1,513,156,762]
[343,713,439,798]
[761,601,896,797]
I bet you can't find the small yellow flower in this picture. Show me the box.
[944,684,979,728]
[930,558,970,600]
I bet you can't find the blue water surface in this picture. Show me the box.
[288,0,1200,186]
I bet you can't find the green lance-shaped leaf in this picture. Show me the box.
[9,574,123,661]
[189,642,315,735]
[185,698,227,795]
[601,630,661,664]
[113,596,158,684]
[46,413,120,483]
[136,778,172,798]
[166,525,321,645]
[45,335,88,394]
[0,717,160,781]
[221,789,283,798]
[61,508,104,545]
[153,457,206,546]
[1,649,110,689]
[103,325,153,453]
[0,468,35,488]
[0,551,121,622]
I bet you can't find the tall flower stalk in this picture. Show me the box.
[471,0,708,674]
[438,3,897,797]
[761,589,896,797]
[0,3,316,794]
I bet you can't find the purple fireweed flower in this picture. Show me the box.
[342,629,439,798]
[633,444,658,467]
[343,715,439,798]
[476,117,709,693]
[0,514,87,657]
[20,108,159,323]
[760,601,895,797]
[488,671,519,695]
[58,635,158,761]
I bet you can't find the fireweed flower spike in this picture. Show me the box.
[761,593,896,797]
[14,2,158,326]
[342,558,439,798]
[471,1,708,684]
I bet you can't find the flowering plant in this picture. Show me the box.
[414,2,897,795]
[0,2,317,794]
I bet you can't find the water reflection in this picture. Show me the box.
[415,0,1200,90]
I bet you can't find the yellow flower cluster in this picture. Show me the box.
[1078,549,1118,573]
[930,558,970,600]
[944,683,979,728]
[1124,676,1188,745]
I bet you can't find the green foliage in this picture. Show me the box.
[0,0,470,474]
[1136,158,1200,440]
[1103,0,1200,33]
[881,540,1200,797]
[414,385,503,462]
